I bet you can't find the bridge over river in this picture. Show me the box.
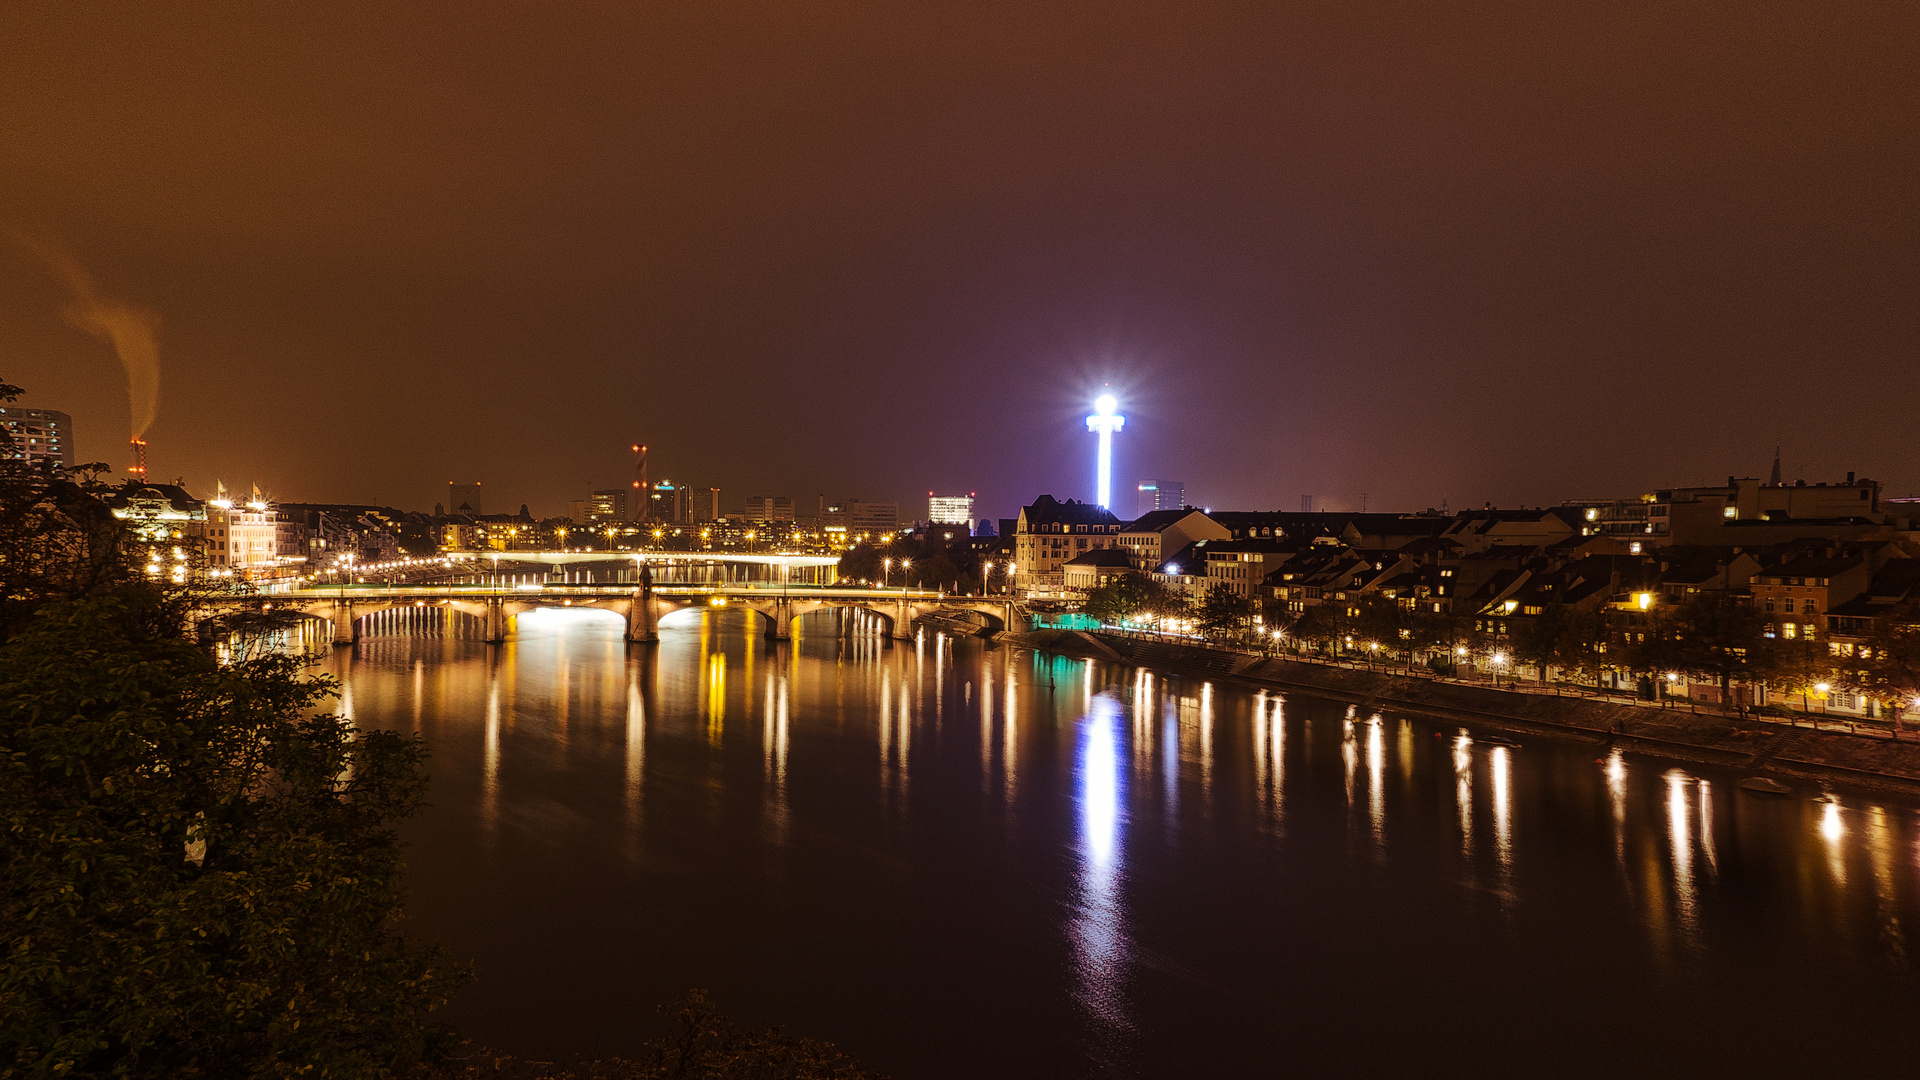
[216,581,1015,645]
[443,550,843,586]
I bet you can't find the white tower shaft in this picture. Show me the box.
[1086,395,1125,510]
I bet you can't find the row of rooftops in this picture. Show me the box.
[1053,491,1920,631]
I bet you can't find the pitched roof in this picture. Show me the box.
[1063,548,1133,568]
[1021,494,1121,528]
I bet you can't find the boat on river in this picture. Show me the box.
[1740,777,1792,795]
[1477,734,1521,748]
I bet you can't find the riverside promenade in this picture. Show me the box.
[996,627,1920,790]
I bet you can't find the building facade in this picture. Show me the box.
[929,492,974,526]
[690,486,720,522]
[206,487,281,575]
[0,406,74,470]
[1014,495,1122,590]
[744,495,795,523]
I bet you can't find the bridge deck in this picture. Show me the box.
[250,584,971,602]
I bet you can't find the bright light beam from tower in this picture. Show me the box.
[1086,392,1125,510]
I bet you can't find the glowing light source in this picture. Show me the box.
[1085,391,1125,509]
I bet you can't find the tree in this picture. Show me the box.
[0,585,469,1077]
[1198,583,1254,644]
[1347,595,1419,669]
[1509,603,1576,683]
[1845,600,1920,730]
[1290,603,1346,655]
[1083,572,1168,626]
[1553,607,1616,691]
[1758,628,1840,712]
[1659,591,1768,705]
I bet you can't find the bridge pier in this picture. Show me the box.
[891,598,916,640]
[625,569,658,643]
[764,597,792,641]
[331,599,356,647]
[625,594,658,642]
[484,598,507,644]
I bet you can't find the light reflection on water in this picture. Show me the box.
[323,608,1920,1078]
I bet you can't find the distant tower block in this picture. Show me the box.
[929,492,975,526]
[1300,494,1313,513]
[1137,479,1184,516]
[1085,392,1125,510]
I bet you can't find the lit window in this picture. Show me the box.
[1783,623,1797,639]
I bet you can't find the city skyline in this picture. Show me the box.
[3,4,1914,518]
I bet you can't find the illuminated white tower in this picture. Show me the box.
[1085,392,1125,510]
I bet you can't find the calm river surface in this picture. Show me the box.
[329,607,1920,1078]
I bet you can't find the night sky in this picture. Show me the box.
[3,3,1915,519]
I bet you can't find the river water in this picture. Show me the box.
[328,607,1920,1078]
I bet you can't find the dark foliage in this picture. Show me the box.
[0,585,469,1077]
[1081,572,1180,626]
[428,992,883,1080]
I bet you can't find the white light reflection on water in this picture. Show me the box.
[980,667,994,786]
[1199,682,1214,797]
[898,677,912,783]
[1341,717,1358,808]
[1491,745,1512,870]
[1453,733,1473,858]
[1269,697,1285,829]
[1367,716,1385,847]
[1070,694,1132,1043]
[483,662,501,843]
[1698,780,1717,873]
[1666,770,1699,941]
[764,670,790,842]
[625,660,645,833]
[1000,668,1014,805]
[879,667,892,778]
[1824,797,1849,887]
[1252,691,1269,793]
[1605,750,1629,877]
[1162,697,1179,814]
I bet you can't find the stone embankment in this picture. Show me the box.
[994,627,1920,791]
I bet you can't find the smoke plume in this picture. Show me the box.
[10,231,162,439]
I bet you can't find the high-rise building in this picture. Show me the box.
[585,488,629,524]
[449,481,483,514]
[1137,479,1184,516]
[928,492,975,526]
[690,486,720,522]
[648,480,688,523]
[744,495,794,523]
[0,406,75,470]
[821,500,899,540]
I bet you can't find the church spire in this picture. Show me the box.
[1770,446,1782,486]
